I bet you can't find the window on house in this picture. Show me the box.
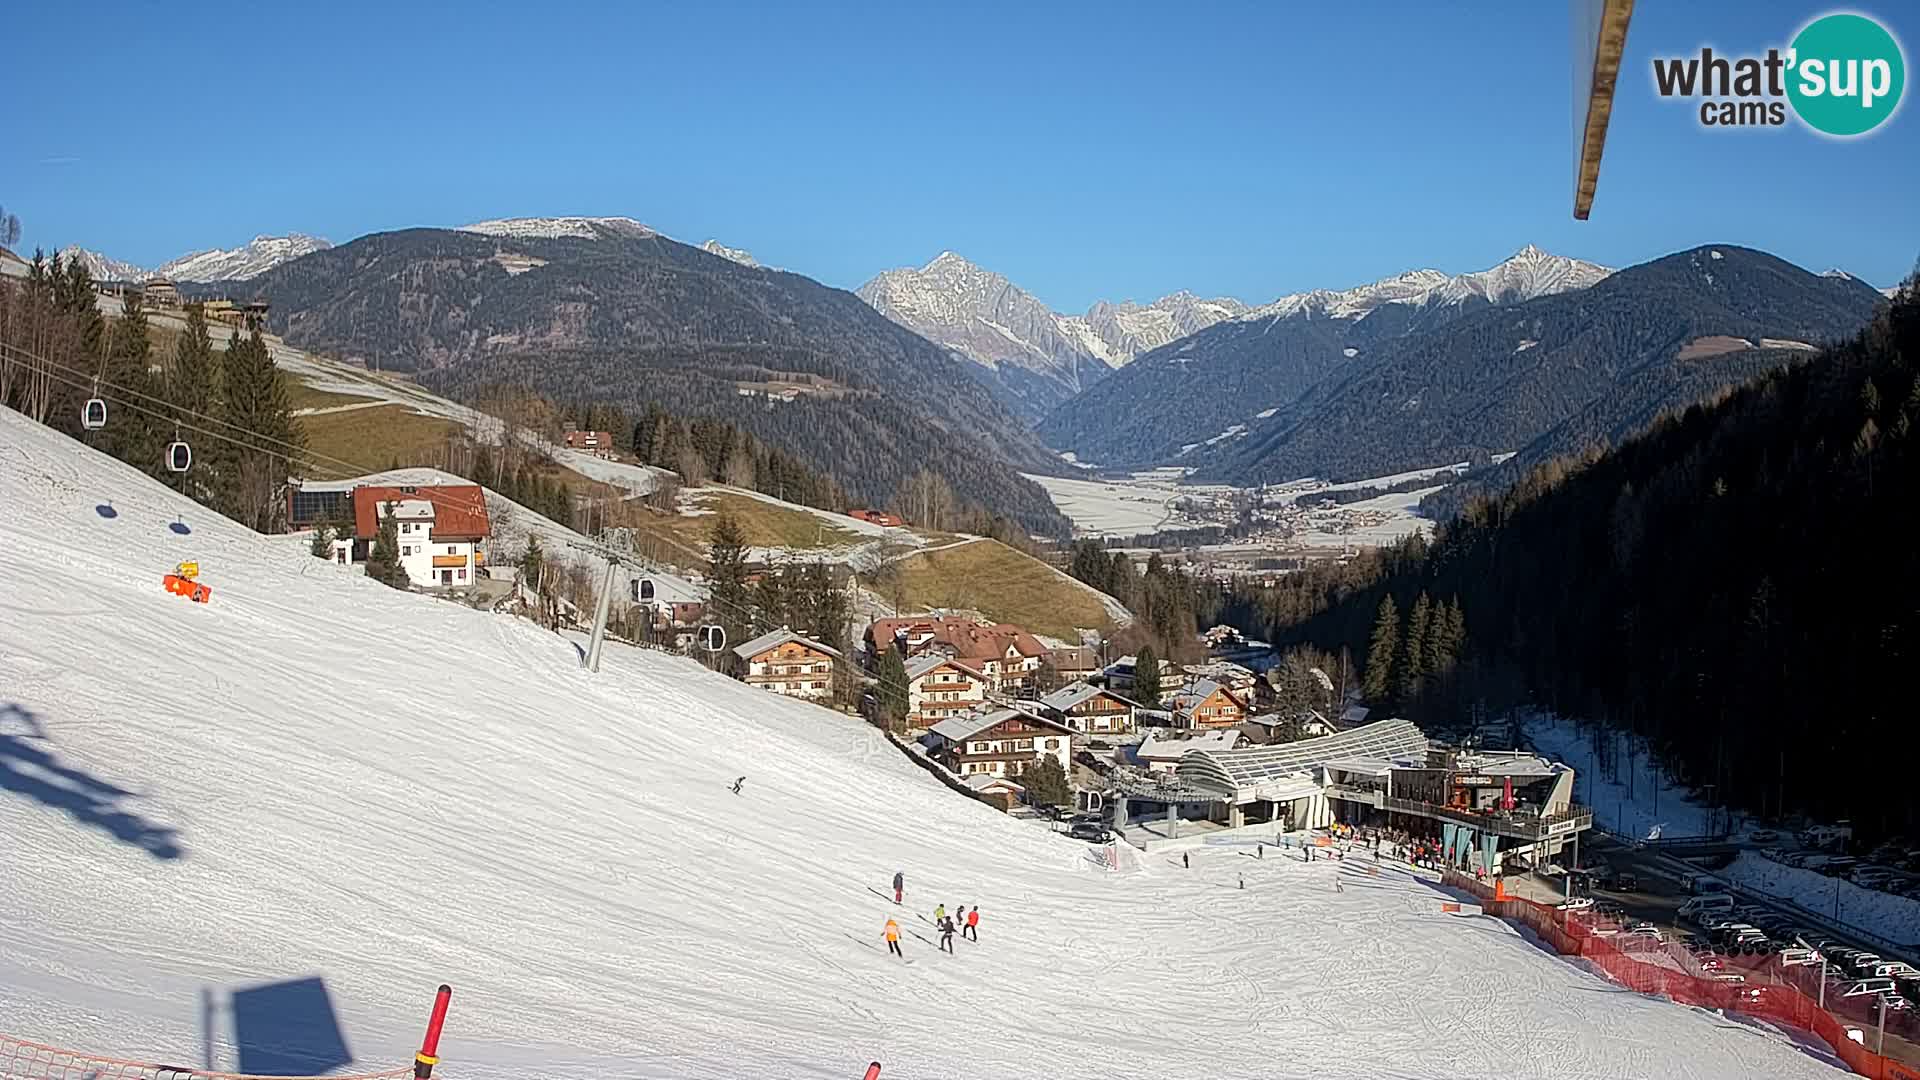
[457,569,466,581]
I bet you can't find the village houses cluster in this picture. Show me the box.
[278,464,1351,821]
[716,609,1357,813]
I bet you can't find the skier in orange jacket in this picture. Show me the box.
[963,906,980,941]
[882,917,903,958]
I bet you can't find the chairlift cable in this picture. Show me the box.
[15,345,382,480]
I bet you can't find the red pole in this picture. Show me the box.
[862,1063,881,1080]
[415,984,452,1079]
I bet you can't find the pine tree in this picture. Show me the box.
[1423,594,1456,680]
[1439,598,1467,675]
[364,502,409,589]
[1133,644,1162,707]
[753,562,791,631]
[877,645,910,732]
[167,304,224,504]
[1022,754,1073,808]
[310,521,334,558]
[1362,595,1400,702]
[219,328,303,532]
[707,510,753,646]
[101,292,165,475]
[1399,592,1432,700]
[801,562,852,656]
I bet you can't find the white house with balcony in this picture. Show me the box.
[905,654,990,729]
[925,706,1074,781]
[347,483,492,589]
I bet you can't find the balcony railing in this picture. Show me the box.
[1377,795,1594,841]
[1325,783,1384,808]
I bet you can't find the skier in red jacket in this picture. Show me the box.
[963,906,980,941]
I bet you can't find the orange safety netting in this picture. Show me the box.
[1445,871,1920,1080]
[0,1035,421,1080]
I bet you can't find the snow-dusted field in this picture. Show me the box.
[0,409,1848,1080]
[1021,472,1185,536]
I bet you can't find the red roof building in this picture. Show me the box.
[865,615,1050,694]
[349,484,492,590]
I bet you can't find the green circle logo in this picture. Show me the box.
[1788,13,1906,136]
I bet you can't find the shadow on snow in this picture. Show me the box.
[0,702,185,860]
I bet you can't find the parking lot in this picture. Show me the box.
[1505,834,1920,1067]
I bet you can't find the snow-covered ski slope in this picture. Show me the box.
[0,409,1846,1080]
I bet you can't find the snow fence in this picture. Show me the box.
[1446,872,1920,1080]
[0,1035,419,1080]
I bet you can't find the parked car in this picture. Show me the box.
[1750,829,1781,843]
[1679,896,1736,923]
[1682,873,1730,896]
[1066,821,1112,843]
[1846,954,1886,975]
[1841,978,1899,999]
[1781,947,1824,967]
[1710,972,1749,984]
[1556,896,1594,911]
[1627,923,1664,942]
[1613,871,1640,891]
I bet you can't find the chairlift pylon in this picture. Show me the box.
[166,440,192,473]
[699,624,726,654]
[82,397,108,430]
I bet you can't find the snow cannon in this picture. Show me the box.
[163,562,212,603]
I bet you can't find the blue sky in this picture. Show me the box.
[3,1,1912,310]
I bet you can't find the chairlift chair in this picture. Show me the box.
[699,624,726,654]
[166,440,192,473]
[633,577,656,604]
[82,397,108,430]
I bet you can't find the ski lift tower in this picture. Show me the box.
[567,533,724,673]
[1571,0,1636,219]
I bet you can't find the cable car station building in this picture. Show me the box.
[1107,719,1592,869]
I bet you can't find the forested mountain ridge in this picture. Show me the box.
[1038,245,1609,467]
[231,226,1073,535]
[1197,245,1887,488]
[1254,275,1920,835]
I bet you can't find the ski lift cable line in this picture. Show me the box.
[29,364,376,483]
[12,343,382,481]
[29,364,370,483]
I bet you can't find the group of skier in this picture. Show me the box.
[881,871,980,959]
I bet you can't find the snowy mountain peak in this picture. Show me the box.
[1244,247,1611,324]
[457,216,656,241]
[859,253,1247,386]
[699,239,760,268]
[156,233,332,282]
[1821,267,1855,281]
[56,246,149,283]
